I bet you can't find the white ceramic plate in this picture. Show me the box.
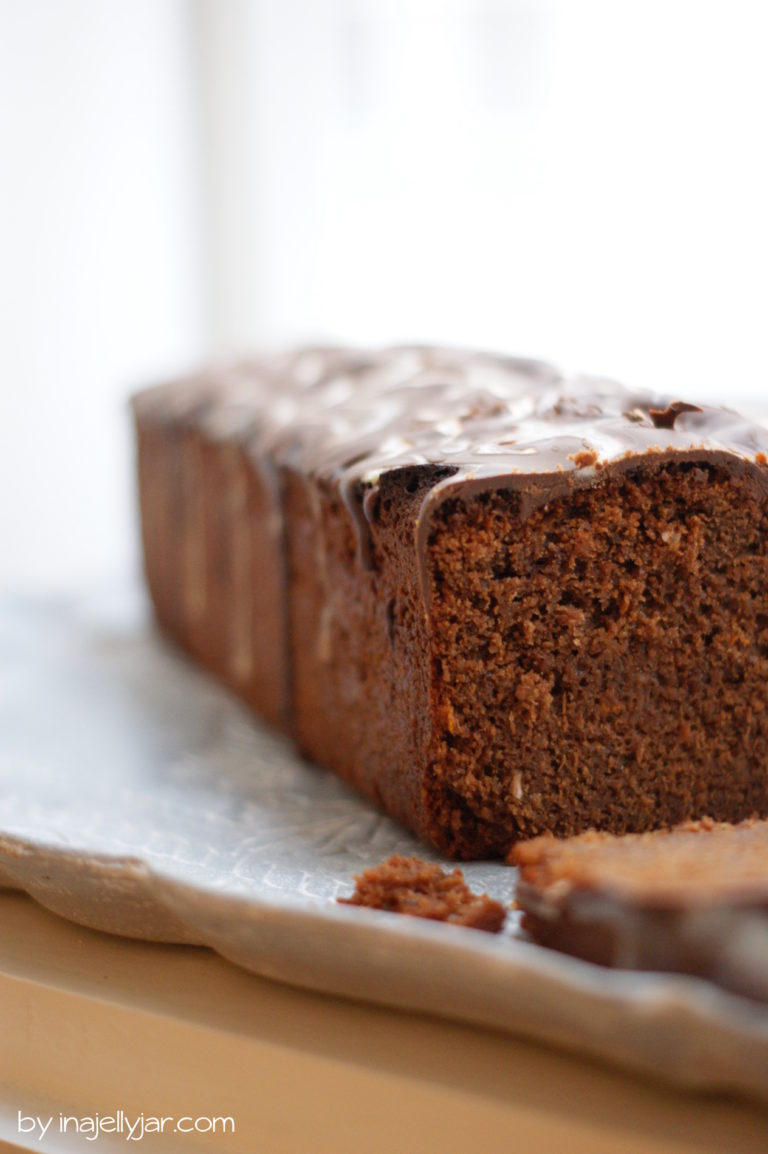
[2,590,767,1102]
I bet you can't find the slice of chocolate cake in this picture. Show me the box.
[512,818,768,1001]
[132,346,768,858]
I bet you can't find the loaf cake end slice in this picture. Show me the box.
[511,817,768,1001]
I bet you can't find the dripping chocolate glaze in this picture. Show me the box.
[135,346,768,601]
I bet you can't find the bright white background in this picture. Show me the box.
[1,0,767,592]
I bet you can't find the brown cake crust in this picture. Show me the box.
[133,352,347,732]
[132,346,768,858]
[339,855,506,932]
[511,818,768,1000]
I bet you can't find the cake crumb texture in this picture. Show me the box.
[426,463,768,857]
[339,855,506,932]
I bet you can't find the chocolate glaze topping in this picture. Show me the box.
[133,345,768,573]
[648,401,704,430]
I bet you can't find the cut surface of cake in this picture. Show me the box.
[512,817,768,1001]
[132,346,768,858]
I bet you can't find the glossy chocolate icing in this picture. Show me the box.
[133,345,768,570]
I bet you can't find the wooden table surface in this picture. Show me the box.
[1,890,767,1153]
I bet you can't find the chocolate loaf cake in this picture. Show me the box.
[132,346,768,858]
[512,818,768,1002]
